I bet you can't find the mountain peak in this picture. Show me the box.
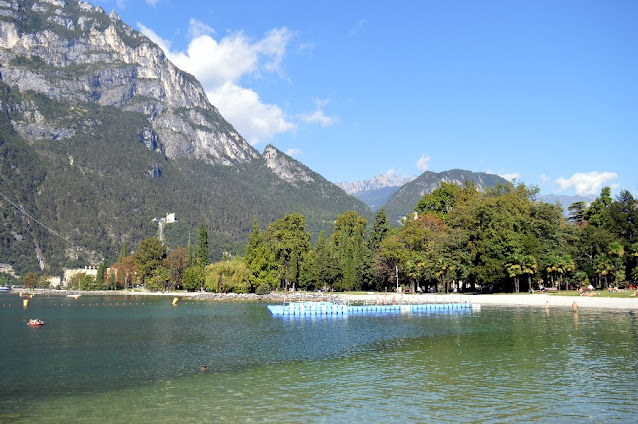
[336,173,416,195]
[262,145,315,186]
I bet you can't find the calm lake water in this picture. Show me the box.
[1,293,637,423]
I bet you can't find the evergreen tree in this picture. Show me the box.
[245,217,280,290]
[584,187,612,227]
[264,213,310,290]
[119,241,128,262]
[195,224,209,267]
[368,208,390,253]
[96,259,107,288]
[134,237,167,287]
[330,211,368,291]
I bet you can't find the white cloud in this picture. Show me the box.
[207,83,294,145]
[145,0,158,6]
[299,98,338,127]
[188,18,214,39]
[138,21,295,144]
[416,155,431,172]
[499,172,520,182]
[539,174,550,187]
[285,148,302,157]
[555,171,619,196]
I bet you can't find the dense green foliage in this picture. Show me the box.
[41,182,637,295]
[384,170,508,225]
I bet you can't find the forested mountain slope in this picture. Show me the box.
[0,0,369,275]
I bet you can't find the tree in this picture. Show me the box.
[414,181,462,220]
[96,259,107,288]
[567,201,587,227]
[148,265,170,292]
[119,241,128,262]
[79,273,97,291]
[112,255,137,289]
[607,241,625,285]
[134,238,167,287]
[330,211,369,291]
[521,254,538,292]
[264,213,310,290]
[368,209,391,253]
[183,266,205,291]
[204,258,251,293]
[594,253,614,288]
[164,247,188,290]
[195,224,210,267]
[505,254,524,293]
[245,217,281,290]
[37,274,51,289]
[584,187,612,227]
[22,272,38,288]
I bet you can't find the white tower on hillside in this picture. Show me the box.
[153,213,177,241]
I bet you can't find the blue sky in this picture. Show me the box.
[96,0,637,197]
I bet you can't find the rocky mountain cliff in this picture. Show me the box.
[0,0,369,275]
[0,0,257,165]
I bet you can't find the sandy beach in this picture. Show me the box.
[344,293,638,311]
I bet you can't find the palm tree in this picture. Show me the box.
[521,255,538,292]
[607,241,625,285]
[505,253,524,293]
[594,253,614,288]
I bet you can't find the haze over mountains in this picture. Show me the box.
[0,0,577,277]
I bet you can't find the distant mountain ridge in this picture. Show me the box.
[336,173,415,211]
[336,173,415,195]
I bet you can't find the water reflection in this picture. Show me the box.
[1,294,637,423]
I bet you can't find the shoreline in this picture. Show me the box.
[5,288,638,310]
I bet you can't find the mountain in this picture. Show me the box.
[0,0,257,165]
[336,173,415,211]
[383,169,508,224]
[0,0,370,275]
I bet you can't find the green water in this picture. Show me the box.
[1,293,637,423]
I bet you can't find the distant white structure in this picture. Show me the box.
[63,266,98,287]
[153,213,177,241]
[47,276,62,288]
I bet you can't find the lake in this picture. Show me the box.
[1,293,637,423]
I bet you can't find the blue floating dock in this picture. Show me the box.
[267,301,479,317]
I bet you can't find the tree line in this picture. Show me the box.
[24,182,638,293]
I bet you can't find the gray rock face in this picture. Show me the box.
[0,0,258,165]
[262,144,315,187]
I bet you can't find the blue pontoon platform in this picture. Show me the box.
[267,300,479,317]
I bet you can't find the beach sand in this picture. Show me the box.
[345,293,638,311]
